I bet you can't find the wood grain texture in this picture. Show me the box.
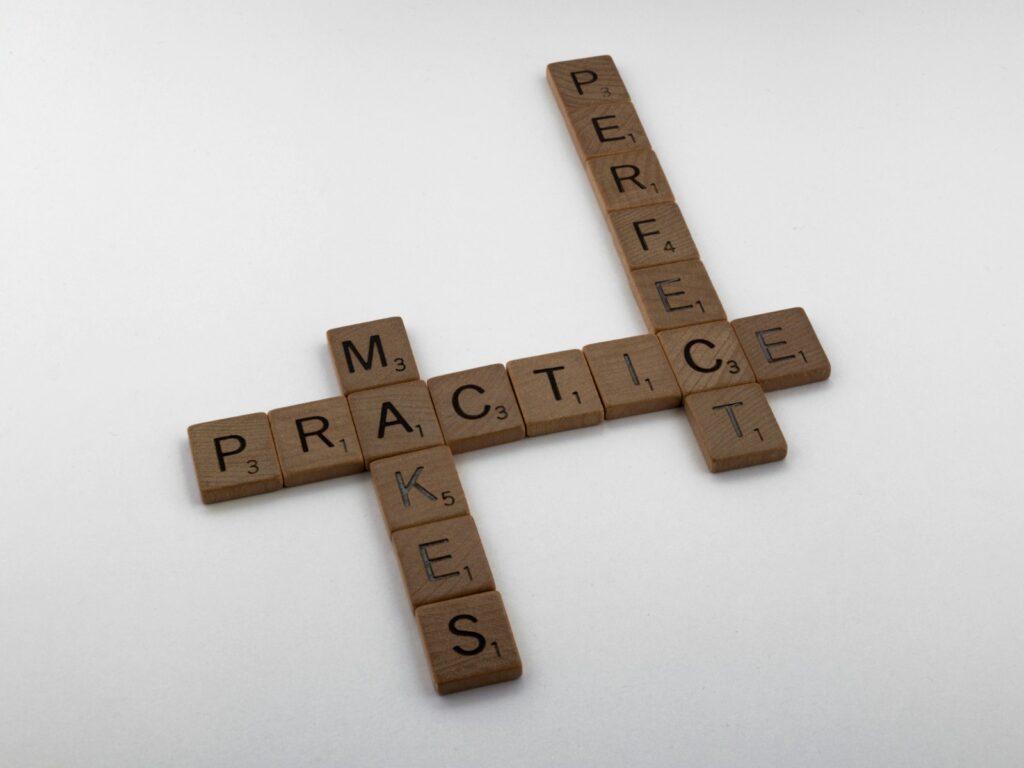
[326,316,419,394]
[585,150,674,212]
[582,335,681,419]
[547,54,630,113]
[415,591,522,695]
[506,349,604,436]
[392,516,495,610]
[606,202,700,270]
[268,396,364,486]
[187,413,283,504]
[658,321,755,397]
[427,364,526,454]
[684,383,787,472]
[629,259,727,332]
[370,446,469,533]
[566,100,649,160]
[347,380,443,465]
[732,307,831,391]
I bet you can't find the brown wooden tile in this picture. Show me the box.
[326,316,419,394]
[427,364,526,454]
[658,321,756,397]
[267,397,364,486]
[582,335,681,419]
[566,101,649,160]
[547,54,630,113]
[732,307,831,391]
[370,446,469,533]
[187,412,283,504]
[506,350,604,436]
[415,591,522,695]
[606,202,700,270]
[586,150,673,212]
[684,383,787,472]
[348,380,443,465]
[392,516,495,610]
[629,260,727,332]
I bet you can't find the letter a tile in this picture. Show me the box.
[415,591,522,695]
[326,316,419,394]
[684,383,787,472]
[348,380,444,465]
[732,307,831,391]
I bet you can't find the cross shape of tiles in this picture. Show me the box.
[186,55,832,696]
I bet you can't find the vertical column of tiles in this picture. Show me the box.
[337,318,520,694]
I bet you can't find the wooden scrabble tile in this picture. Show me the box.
[582,335,681,419]
[732,307,831,391]
[370,446,469,533]
[629,260,727,332]
[392,516,495,610]
[267,397,364,487]
[427,364,526,454]
[415,591,522,695]
[566,101,649,160]
[606,202,700,270]
[506,350,604,437]
[187,412,283,504]
[326,316,419,394]
[585,150,673,212]
[684,383,787,472]
[547,55,630,113]
[658,321,756,396]
[347,380,443,465]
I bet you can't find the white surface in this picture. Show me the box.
[2,2,1023,766]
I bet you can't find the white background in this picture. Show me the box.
[2,1,1023,766]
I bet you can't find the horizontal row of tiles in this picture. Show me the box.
[188,310,828,503]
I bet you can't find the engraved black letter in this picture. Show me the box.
[632,218,660,251]
[591,114,624,143]
[655,278,693,312]
[419,539,459,581]
[683,339,722,373]
[611,164,644,193]
[295,416,333,452]
[395,466,437,507]
[712,401,745,437]
[533,366,566,401]
[570,69,598,95]
[213,435,246,472]
[452,383,490,420]
[378,401,413,438]
[449,614,486,656]
[342,334,387,373]
[755,327,796,364]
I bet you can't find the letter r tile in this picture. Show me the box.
[268,396,364,486]
[427,364,526,453]
[348,380,444,465]
[586,150,674,212]
[392,516,495,610]
[326,316,419,394]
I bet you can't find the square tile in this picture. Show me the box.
[392,516,495,610]
[586,150,673,212]
[629,260,727,332]
[187,412,283,504]
[732,307,831,391]
[566,100,649,160]
[547,54,630,113]
[348,380,444,465]
[326,316,419,394]
[606,202,700,270]
[415,591,522,695]
[658,321,756,396]
[684,383,787,472]
[268,396,364,486]
[427,364,526,453]
[506,350,604,436]
[582,335,681,419]
[370,446,469,533]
